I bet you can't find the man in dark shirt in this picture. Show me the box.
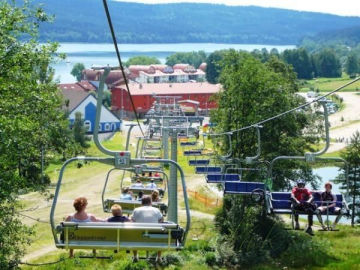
[291,179,315,235]
[107,204,130,222]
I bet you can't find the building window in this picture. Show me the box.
[84,120,91,132]
[105,123,111,131]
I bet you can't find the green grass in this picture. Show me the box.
[300,74,360,92]
[331,119,360,131]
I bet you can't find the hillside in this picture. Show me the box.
[33,0,360,44]
[301,25,360,48]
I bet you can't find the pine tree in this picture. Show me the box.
[345,53,359,77]
[73,112,90,150]
[337,131,360,225]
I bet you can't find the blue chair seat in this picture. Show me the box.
[189,159,210,166]
[180,142,197,146]
[195,166,222,174]
[206,174,240,183]
[184,150,202,156]
[224,182,265,194]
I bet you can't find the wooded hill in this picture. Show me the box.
[34,0,360,44]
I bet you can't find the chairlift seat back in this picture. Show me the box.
[184,150,202,156]
[128,187,165,197]
[195,166,222,174]
[180,142,197,146]
[104,199,167,215]
[206,174,240,183]
[56,222,183,251]
[131,176,163,183]
[224,182,265,194]
[188,159,210,166]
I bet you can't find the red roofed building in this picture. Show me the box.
[199,62,207,72]
[111,82,220,118]
[82,69,127,87]
[58,80,97,92]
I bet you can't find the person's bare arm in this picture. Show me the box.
[65,215,72,221]
[90,214,104,222]
[307,194,313,203]
[327,194,336,208]
[291,193,300,204]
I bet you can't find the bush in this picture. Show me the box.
[163,253,183,266]
[214,196,331,269]
[205,252,217,266]
[123,260,150,270]
[280,233,333,267]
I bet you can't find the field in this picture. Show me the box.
[300,74,360,92]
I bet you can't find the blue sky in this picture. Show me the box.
[115,0,360,16]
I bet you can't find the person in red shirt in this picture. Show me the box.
[291,179,315,235]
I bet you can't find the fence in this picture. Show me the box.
[187,189,222,208]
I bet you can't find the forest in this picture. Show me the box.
[32,0,360,45]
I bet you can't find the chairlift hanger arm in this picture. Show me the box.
[268,101,332,179]
[208,132,233,159]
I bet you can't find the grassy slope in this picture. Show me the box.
[300,74,360,92]
[20,130,360,269]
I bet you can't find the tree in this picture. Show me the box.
[337,131,360,225]
[312,49,342,78]
[211,52,321,267]
[125,56,160,67]
[0,1,75,268]
[165,51,207,68]
[205,50,228,84]
[282,48,314,79]
[71,63,85,82]
[345,52,359,76]
[73,112,90,150]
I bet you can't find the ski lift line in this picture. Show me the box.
[209,76,360,137]
[102,0,144,137]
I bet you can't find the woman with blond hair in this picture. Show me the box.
[151,190,161,203]
[65,197,102,257]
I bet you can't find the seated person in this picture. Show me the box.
[291,179,316,236]
[65,197,102,257]
[131,180,144,188]
[107,204,130,222]
[65,197,102,223]
[315,182,343,230]
[131,196,163,262]
[146,180,157,189]
[151,190,161,203]
[154,172,160,178]
[120,187,133,200]
[137,191,144,201]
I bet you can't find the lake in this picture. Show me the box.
[53,43,295,83]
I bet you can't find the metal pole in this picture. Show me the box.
[168,132,178,223]
[162,120,169,160]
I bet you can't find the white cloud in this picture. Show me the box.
[114,0,360,16]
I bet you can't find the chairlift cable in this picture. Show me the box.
[19,258,67,266]
[102,0,145,137]
[210,76,360,136]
